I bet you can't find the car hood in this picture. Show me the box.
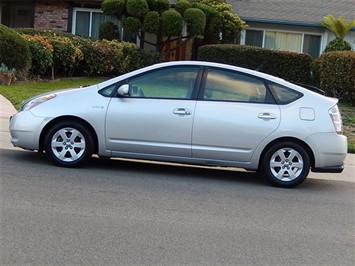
[20,85,97,110]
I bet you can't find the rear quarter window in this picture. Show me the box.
[267,81,303,104]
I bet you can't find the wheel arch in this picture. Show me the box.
[258,137,315,170]
[39,116,99,154]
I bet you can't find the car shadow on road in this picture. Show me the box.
[91,156,270,186]
[3,149,269,187]
[3,149,349,190]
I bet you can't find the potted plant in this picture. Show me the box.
[0,63,16,85]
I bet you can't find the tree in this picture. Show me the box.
[101,0,246,56]
[321,14,355,52]
[198,0,247,44]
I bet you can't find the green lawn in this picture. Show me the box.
[1,78,354,153]
[0,78,106,109]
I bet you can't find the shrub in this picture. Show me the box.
[191,2,217,21]
[311,57,321,86]
[49,36,84,78]
[123,17,142,33]
[99,21,120,40]
[103,40,165,74]
[198,44,313,84]
[16,28,84,78]
[0,24,31,80]
[14,28,163,78]
[101,0,126,18]
[21,34,54,77]
[15,29,103,77]
[175,0,191,15]
[154,0,170,13]
[15,28,74,38]
[184,8,206,36]
[126,0,149,18]
[161,10,183,36]
[324,38,352,52]
[71,37,115,76]
[318,51,355,104]
[142,11,160,34]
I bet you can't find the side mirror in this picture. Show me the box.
[117,84,129,96]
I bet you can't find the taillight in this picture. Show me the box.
[329,105,343,135]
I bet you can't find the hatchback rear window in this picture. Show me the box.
[267,81,303,104]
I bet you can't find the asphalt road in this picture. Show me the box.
[1,150,354,265]
[1,118,354,265]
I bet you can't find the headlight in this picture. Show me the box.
[21,94,56,111]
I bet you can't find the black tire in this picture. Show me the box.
[44,121,94,167]
[261,142,310,188]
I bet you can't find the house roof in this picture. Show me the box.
[229,0,355,27]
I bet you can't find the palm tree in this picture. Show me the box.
[321,14,355,52]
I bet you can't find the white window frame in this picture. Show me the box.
[72,7,126,39]
[241,28,323,57]
[71,7,140,46]
[72,7,101,38]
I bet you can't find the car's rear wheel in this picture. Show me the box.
[44,121,93,167]
[261,142,310,188]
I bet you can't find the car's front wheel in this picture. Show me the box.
[44,121,94,167]
[261,142,310,188]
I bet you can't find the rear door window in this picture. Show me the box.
[202,68,272,103]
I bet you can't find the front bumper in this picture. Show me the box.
[10,111,51,151]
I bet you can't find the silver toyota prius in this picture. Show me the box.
[9,61,348,188]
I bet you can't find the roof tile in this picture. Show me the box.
[229,0,355,25]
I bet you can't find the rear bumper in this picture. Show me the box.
[306,133,347,171]
[312,165,344,173]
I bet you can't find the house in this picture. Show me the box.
[1,0,354,59]
[230,0,355,58]
[0,1,124,39]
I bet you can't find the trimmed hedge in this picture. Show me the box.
[198,44,313,85]
[103,40,165,74]
[21,34,53,77]
[0,25,32,79]
[14,28,164,79]
[318,51,355,104]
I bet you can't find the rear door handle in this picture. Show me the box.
[258,113,277,120]
[173,108,192,116]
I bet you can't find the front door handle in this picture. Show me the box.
[258,113,277,120]
[173,108,192,116]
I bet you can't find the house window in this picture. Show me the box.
[0,2,33,28]
[245,30,321,58]
[265,31,302,52]
[72,8,121,39]
[245,30,263,47]
[303,34,321,59]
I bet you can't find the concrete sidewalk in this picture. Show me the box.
[0,94,17,150]
[0,94,17,118]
